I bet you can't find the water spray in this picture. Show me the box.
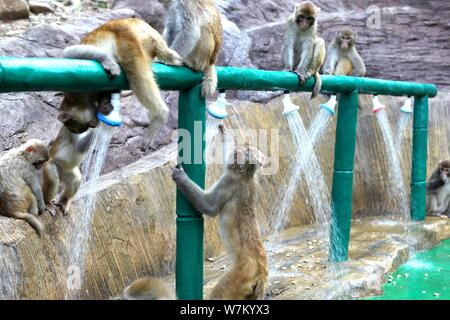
[208,90,228,119]
[97,92,122,127]
[282,92,300,117]
[320,95,337,116]
[400,97,413,114]
[372,95,386,114]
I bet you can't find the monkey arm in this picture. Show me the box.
[163,20,176,47]
[427,171,445,192]
[75,130,94,153]
[323,45,337,75]
[307,38,325,76]
[282,23,297,70]
[172,168,230,216]
[168,24,201,60]
[23,170,45,212]
[63,45,121,78]
[350,49,366,77]
[297,40,315,74]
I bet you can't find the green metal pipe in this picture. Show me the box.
[175,85,206,300]
[329,91,359,262]
[0,58,438,97]
[410,95,429,221]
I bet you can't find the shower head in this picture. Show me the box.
[400,97,413,114]
[372,95,386,114]
[208,92,228,119]
[282,94,300,116]
[97,93,122,127]
[320,95,337,116]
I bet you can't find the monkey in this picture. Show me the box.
[0,140,49,235]
[164,0,223,98]
[42,126,94,215]
[282,1,326,99]
[172,145,268,300]
[59,18,183,148]
[122,277,175,300]
[323,28,366,77]
[426,160,450,217]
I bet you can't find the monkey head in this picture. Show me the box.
[20,139,49,169]
[438,160,450,179]
[58,93,99,134]
[294,1,320,30]
[336,28,356,51]
[227,144,265,177]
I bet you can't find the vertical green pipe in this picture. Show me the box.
[410,96,429,221]
[329,91,359,262]
[176,85,206,300]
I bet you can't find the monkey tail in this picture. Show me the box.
[12,212,44,236]
[202,65,218,98]
[311,73,322,99]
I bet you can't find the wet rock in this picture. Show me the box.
[0,0,29,20]
[29,1,54,14]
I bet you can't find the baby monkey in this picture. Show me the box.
[172,144,268,300]
[324,28,366,77]
[282,1,326,98]
[426,160,450,217]
[0,140,49,235]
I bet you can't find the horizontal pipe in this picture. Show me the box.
[0,58,438,97]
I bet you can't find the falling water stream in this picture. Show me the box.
[205,116,224,165]
[375,110,410,221]
[395,112,412,149]
[65,123,115,299]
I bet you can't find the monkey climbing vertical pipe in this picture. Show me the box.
[329,91,359,262]
[410,96,429,221]
[176,85,206,300]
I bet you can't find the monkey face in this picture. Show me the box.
[23,139,49,169]
[439,161,450,178]
[58,93,99,134]
[337,29,356,51]
[294,1,320,30]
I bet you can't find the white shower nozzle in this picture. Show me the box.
[282,94,300,116]
[372,95,386,114]
[97,93,122,127]
[320,95,337,116]
[400,97,413,114]
[208,92,228,119]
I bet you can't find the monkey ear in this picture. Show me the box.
[25,145,37,154]
[57,112,70,123]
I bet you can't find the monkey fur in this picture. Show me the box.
[0,139,49,235]
[123,277,175,300]
[426,160,450,217]
[282,1,326,99]
[172,145,268,300]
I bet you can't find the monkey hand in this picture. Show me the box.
[172,166,187,182]
[293,71,308,85]
[101,60,121,79]
[98,99,114,115]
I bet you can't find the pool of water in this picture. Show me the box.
[367,239,450,300]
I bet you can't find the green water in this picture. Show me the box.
[367,239,450,300]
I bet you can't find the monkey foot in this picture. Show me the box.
[292,71,308,85]
[51,200,69,216]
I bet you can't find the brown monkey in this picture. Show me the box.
[42,126,93,215]
[0,140,49,235]
[164,0,223,98]
[172,145,268,300]
[324,28,366,77]
[60,18,182,148]
[426,160,450,217]
[123,277,175,300]
[282,1,326,98]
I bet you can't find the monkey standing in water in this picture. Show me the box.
[164,0,223,98]
[172,145,268,300]
[324,28,366,77]
[42,127,94,215]
[426,160,450,217]
[0,140,49,235]
[282,1,326,98]
[60,18,182,148]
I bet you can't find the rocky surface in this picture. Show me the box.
[0,0,29,21]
